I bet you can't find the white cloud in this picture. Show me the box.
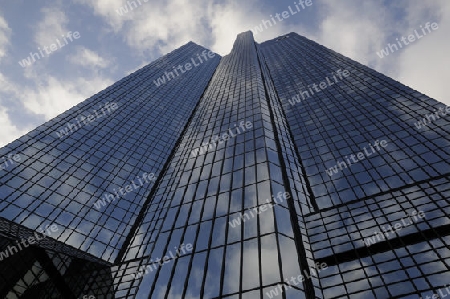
[315,0,449,105]
[209,0,268,53]
[34,5,68,47]
[0,3,114,147]
[250,2,314,45]
[0,73,32,147]
[1,64,113,131]
[74,0,132,32]
[123,1,209,55]
[0,106,29,147]
[22,75,113,119]
[314,4,365,53]
[68,46,111,69]
[0,71,15,94]
[1,0,448,148]
[396,2,450,105]
[315,1,393,70]
[0,0,297,149]
[74,0,274,56]
[0,14,11,62]
[73,0,450,106]
[0,75,113,149]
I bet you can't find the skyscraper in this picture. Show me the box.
[0,31,449,298]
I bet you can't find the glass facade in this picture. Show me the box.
[259,33,450,298]
[0,31,449,298]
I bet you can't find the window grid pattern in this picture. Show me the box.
[114,32,307,299]
[260,33,450,210]
[316,235,450,298]
[307,175,450,256]
[0,31,449,299]
[257,44,323,296]
[0,42,220,262]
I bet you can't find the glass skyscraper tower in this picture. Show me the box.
[0,31,449,298]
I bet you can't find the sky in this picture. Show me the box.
[0,0,448,148]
